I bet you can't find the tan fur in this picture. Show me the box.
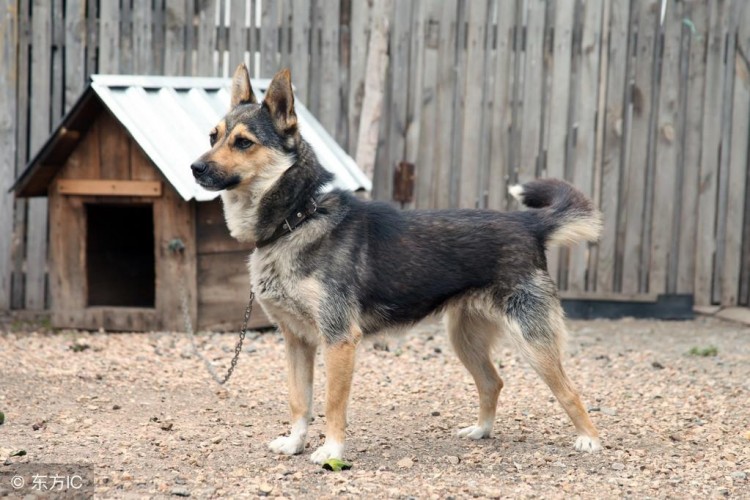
[322,327,362,443]
[547,214,603,247]
[446,307,504,434]
[280,325,317,425]
[503,315,599,442]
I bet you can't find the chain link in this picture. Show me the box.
[178,258,255,386]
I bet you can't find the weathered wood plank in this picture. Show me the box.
[621,0,658,294]
[720,0,750,305]
[228,0,247,70]
[569,0,603,292]
[346,0,371,155]
[260,0,278,77]
[487,0,516,212]
[649,0,682,296]
[457,0,489,209]
[133,0,154,74]
[695,0,730,305]
[291,0,311,103]
[98,0,121,74]
[26,0,53,309]
[57,180,163,197]
[518,0,546,183]
[64,0,86,111]
[404,0,425,192]
[354,0,391,186]
[164,0,188,76]
[120,0,134,73]
[197,252,270,330]
[319,0,341,137]
[51,0,63,120]
[415,0,441,208]
[542,2,585,284]
[433,0,457,208]
[0,0,17,309]
[11,0,31,308]
[197,0,217,76]
[675,0,707,294]
[98,112,131,179]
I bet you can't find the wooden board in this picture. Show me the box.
[597,0,631,293]
[197,252,270,331]
[164,0,187,76]
[26,0,52,309]
[676,0,707,295]
[57,180,163,197]
[0,0,17,309]
[695,0,730,305]
[649,0,682,296]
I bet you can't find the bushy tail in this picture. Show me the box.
[508,179,602,247]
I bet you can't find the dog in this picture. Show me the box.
[190,64,603,464]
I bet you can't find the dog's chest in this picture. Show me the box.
[249,251,321,329]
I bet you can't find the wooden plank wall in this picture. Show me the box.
[2,0,750,309]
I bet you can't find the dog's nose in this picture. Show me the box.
[191,161,208,176]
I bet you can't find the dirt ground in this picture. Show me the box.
[1,313,749,499]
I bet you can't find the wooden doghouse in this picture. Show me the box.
[12,75,371,332]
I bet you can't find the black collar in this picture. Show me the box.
[255,197,319,248]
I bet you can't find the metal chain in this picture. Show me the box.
[178,257,255,386]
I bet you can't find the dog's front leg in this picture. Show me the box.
[310,328,361,464]
[269,327,317,455]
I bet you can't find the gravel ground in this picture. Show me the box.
[1,313,749,499]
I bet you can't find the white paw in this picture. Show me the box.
[457,425,491,440]
[269,435,305,455]
[310,440,344,464]
[574,435,602,453]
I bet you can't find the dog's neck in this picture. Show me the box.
[221,140,333,244]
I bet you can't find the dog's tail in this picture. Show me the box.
[508,179,602,247]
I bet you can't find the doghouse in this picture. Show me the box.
[12,75,371,332]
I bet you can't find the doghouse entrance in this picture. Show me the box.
[86,204,155,307]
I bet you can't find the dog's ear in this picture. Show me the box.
[230,63,257,108]
[262,68,297,132]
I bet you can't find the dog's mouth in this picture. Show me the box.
[192,167,242,191]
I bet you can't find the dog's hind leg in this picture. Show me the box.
[310,326,362,464]
[269,326,317,455]
[504,272,601,452]
[447,306,504,440]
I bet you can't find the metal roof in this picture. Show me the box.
[13,74,371,201]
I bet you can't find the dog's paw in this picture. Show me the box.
[457,425,491,440]
[269,435,305,455]
[574,435,602,453]
[310,440,344,464]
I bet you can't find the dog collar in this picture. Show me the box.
[255,197,319,248]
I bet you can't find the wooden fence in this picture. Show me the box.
[1,0,749,311]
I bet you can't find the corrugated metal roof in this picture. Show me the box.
[89,74,371,201]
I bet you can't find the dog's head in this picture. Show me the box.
[190,65,300,191]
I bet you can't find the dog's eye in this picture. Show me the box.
[209,131,218,146]
[235,137,253,150]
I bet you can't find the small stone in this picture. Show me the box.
[258,483,273,495]
[160,422,174,431]
[212,436,223,444]
[612,462,625,471]
[731,471,747,480]
[112,404,121,410]
[601,407,617,416]
[397,457,414,469]
[447,456,460,465]
[431,411,440,417]
[171,487,191,497]
[651,361,665,369]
